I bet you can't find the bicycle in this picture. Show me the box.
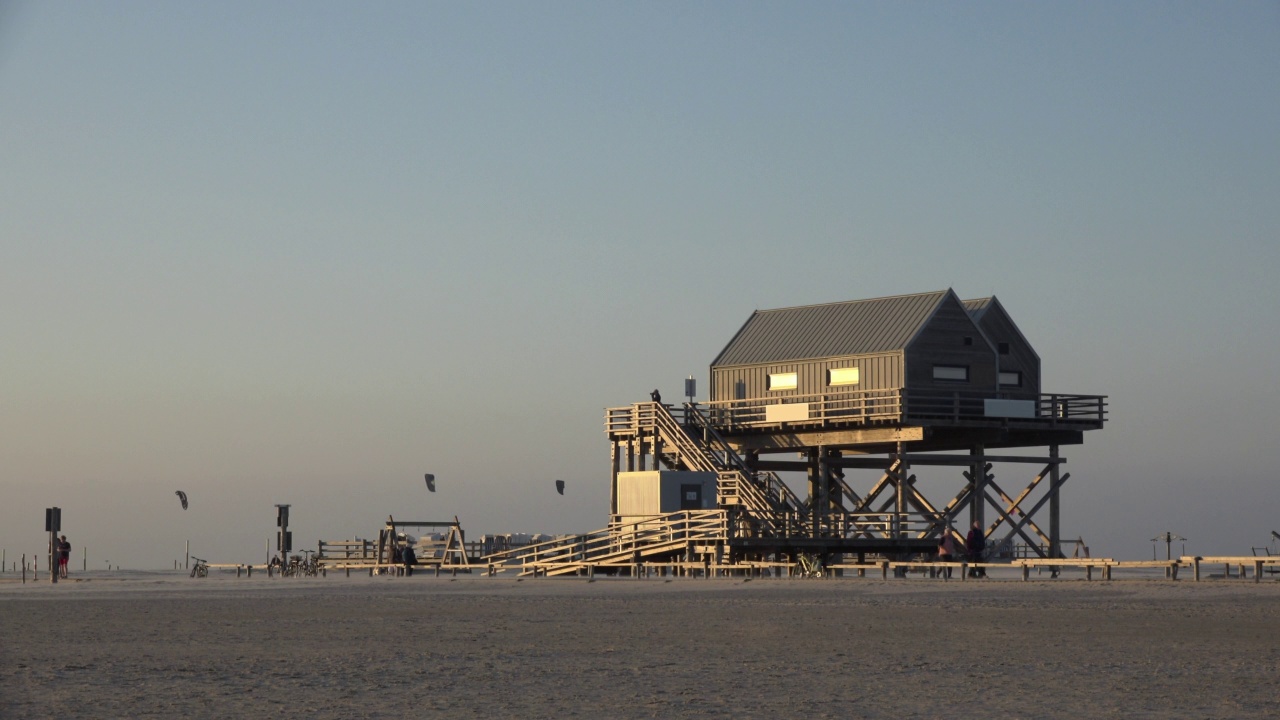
[189,556,209,578]
[797,553,825,578]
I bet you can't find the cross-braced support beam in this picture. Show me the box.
[835,445,1070,559]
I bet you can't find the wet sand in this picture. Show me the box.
[3,572,1279,719]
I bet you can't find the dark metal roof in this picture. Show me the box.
[962,297,993,321]
[712,291,949,367]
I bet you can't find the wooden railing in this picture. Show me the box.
[691,389,1107,430]
[482,510,729,573]
[732,509,939,541]
[606,402,801,520]
[683,403,804,513]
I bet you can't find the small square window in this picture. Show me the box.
[963,336,973,346]
[767,372,797,391]
[998,342,1010,355]
[933,365,969,382]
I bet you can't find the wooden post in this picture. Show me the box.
[1193,557,1201,582]
[819,445,831,536]
[1022,564,1030,581]
[1049,444,1061,559]
[808,447,821,539]
[638,431,647,472]
[610,440,620,517]
[49,530,57,584]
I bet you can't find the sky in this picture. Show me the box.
[2,2,1277,568]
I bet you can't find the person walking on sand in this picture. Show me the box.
[937,530,958,579]
[966,521,986,578]
[57,535,71,578]
[402,543,417,577]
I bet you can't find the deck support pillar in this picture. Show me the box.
[1049,444,1061,559]
[807,447,821,538]
[610,440,620,517]
[895,443,908,542]
[969,444,985,547]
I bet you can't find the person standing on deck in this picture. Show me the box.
[966,521,986,578]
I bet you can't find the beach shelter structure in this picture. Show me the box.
[487,290,1106,576]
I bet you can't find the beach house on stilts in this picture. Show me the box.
[485,290,1106,576]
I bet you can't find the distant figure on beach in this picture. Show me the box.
[402,544,417,577]
[966,522,986,578]
[58,535,70,578]
[650,388,662,404]
[937,531,957,579]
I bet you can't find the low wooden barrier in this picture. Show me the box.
[198,555,1280,583]
[1180,556,1280,583]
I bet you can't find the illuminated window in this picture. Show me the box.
[767,372,797,391]
[932,365,969,382]
[999,371,1022,387]
[827,367,860,386]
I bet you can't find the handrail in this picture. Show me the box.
[690,389,1107,430]
[482,510,729,568]
[684,403,802,514]
[647,403,719,474]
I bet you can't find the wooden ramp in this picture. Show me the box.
[482,510,728,577]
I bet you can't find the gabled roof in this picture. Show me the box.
[962,297,993,321]
[712,290,951,367]
[962,295,1039,361]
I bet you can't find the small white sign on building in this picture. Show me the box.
[765,403,811,423]
[984,398,1036,418]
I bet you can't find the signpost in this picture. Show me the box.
[45,507,61,584]
[276,504,292,568]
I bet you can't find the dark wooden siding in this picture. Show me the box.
[975,304,1041,396]
[711,352,903,401]
[904,295,998,392]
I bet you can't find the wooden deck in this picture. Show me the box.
[606,390,1107,443]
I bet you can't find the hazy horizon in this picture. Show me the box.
[2,2,1277,568]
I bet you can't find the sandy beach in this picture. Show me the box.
[2,571,1278,719]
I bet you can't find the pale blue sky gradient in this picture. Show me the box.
[2,2,1278,567]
